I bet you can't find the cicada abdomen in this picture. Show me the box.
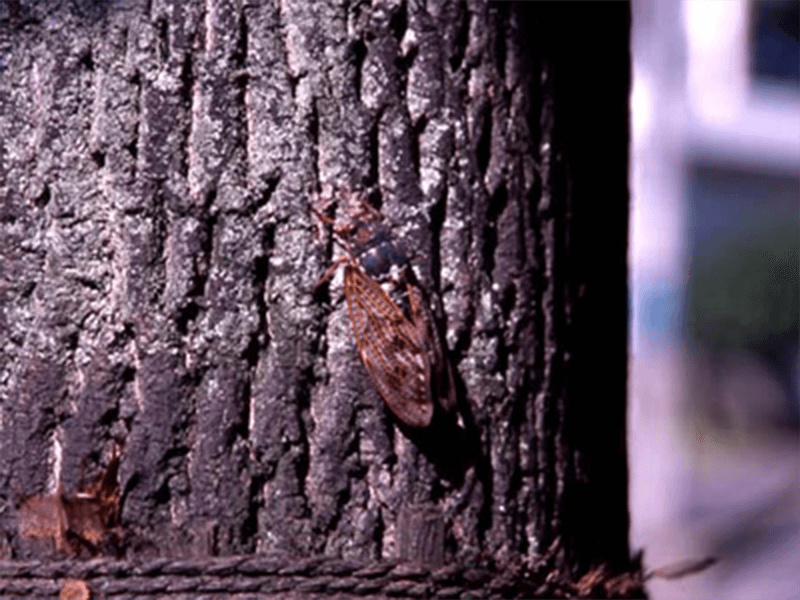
[314,190,455,428]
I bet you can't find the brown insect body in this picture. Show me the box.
[315,193,455,428]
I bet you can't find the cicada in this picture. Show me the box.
[314,189,455,428]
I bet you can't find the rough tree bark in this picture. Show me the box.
[0,0,632,595]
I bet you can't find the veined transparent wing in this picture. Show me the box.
[344,264,434,428]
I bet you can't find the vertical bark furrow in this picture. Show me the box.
[112,2,200,557]
[182,0,254,556]
[246,0,327,557]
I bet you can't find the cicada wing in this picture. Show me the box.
[344,265,434,428]
[406,281,457,414]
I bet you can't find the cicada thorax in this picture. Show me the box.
[351,225,417,316]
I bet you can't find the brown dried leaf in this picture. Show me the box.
[60,579,91,600]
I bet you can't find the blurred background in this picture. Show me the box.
[628,1,799,599]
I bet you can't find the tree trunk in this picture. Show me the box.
[0,0,633,595]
